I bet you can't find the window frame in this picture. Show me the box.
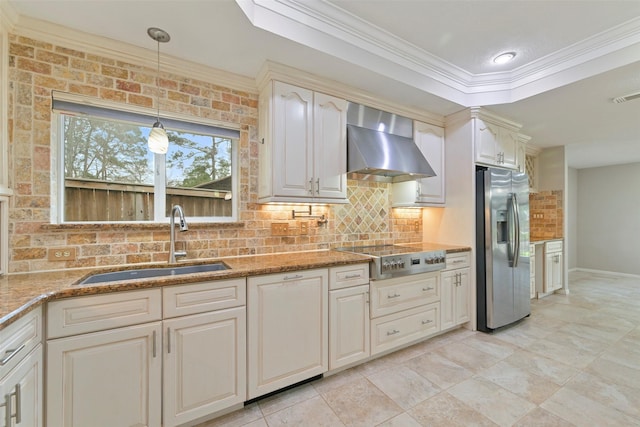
[51,94,240,224]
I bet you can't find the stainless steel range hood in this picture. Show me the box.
[346,103,436,183]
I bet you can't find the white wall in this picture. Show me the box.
[577,162,640,275]
[567,167,578,270]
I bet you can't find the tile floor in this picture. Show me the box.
[199,271,640,426]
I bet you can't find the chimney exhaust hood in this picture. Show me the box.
[346,103,436,183]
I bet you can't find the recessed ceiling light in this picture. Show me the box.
[493,52,516,64]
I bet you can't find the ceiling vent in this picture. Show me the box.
[612,90,640,104]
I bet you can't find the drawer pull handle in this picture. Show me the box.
[422,320,433,325]
[167,328,171,354]
[345,274,362,279]
[387,329,400,336]
[152,331,157,358]
[387,293,401,299]
[422,287,433,291]
[284,274,303,281]
[453,259,465,264]
[2,383,20,425]
[0,344,26,366]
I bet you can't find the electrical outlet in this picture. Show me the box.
[48,247,77,261]
[300,221,309,235]
[271,222,289,236]
[414,221,420,232]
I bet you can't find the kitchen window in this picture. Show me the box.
[52,97,240,223]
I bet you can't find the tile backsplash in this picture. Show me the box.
[529,190,563,240]
[5,33,421,273]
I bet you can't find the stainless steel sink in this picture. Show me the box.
[78,262,230,285]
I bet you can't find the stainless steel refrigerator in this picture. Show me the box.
[476,167,530,332]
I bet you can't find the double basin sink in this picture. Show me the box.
[79,262,230,285]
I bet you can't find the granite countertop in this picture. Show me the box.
[0,250,372,330]
[530,237,564,244]
[0,243,472,331]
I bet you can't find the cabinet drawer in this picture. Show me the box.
[371,303,440,356]
[445,252,470,270]
[47,289,162,338]
[370,272,439,319]
[545,240,563,253]
[163,278,246,318]
[329,263,369,290]
[0,307,42,378]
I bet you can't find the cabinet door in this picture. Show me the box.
[544,252,563,292]
[530,245,536,299]
[455,268,471,325]
[475,119,500,165]
[163,307,246,427]
[272,81,314,198]
[314,92,347,199]
[46,323,162,427]
[439,270,456,331]
[329,285,370,370]
[415,122,445,203]
[0,346,43,427]
[248,269,328,399]
[499,128,519,169]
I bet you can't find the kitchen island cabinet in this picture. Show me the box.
[258,80,348,203]
[247,268,328,399]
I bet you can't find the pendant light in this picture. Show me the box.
[147,27,171,154]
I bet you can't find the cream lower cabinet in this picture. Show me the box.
[440,252,471,331]
[47,281,247,427]
[248,269,328,399]
[162,278,246,427]
[47,322,162,427]
[530,244,536,298]
[328,263,371,370]
[369,272,441,356]
[544,241,564,293]
[1,307,43,427]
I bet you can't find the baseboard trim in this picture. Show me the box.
[572,268,640,280]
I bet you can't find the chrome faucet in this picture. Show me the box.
[169,205,189,264]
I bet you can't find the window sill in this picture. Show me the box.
[40,222,245,232]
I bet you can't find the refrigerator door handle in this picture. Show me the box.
[512,193,521,268]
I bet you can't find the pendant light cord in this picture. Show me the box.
[156,38,161,122]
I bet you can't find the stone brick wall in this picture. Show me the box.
[6,33,421,273]
[530,190,563,240]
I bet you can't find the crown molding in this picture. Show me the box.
[238,0,640,106]
[0,1,18,30]
[12,15,258,94]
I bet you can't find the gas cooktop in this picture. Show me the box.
[336,244,446,280]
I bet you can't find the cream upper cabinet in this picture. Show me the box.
[247,269,328,399]
[392,121,445,206]
[259,81,348,203]
[475,118,519,170]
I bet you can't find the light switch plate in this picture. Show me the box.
[271,223,289,236]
